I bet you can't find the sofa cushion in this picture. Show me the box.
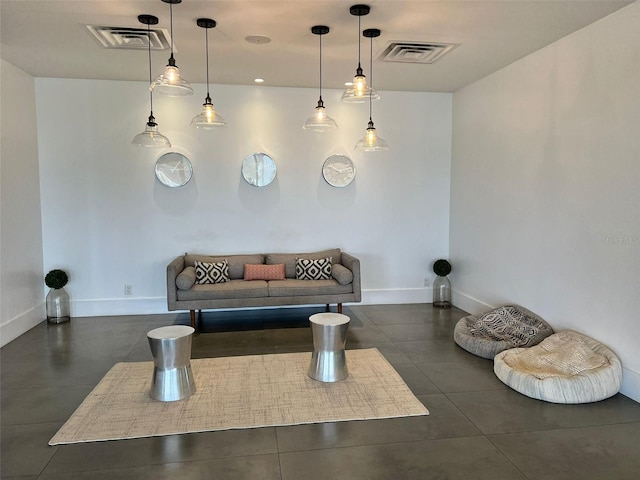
[268,279,352,297]
[195,260,230,285]
[331,264,353,285]
[176,266,196,290]
[266,249,341,278]
[244,263,285,281]
[177,279,269,301]
[296,257,332,280]
[186,254,264,280]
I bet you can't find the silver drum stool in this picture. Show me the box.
[308,313,350,382]
[147,325,196,402]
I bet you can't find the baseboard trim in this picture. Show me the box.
[1,303,45,347]
[362,288,431,305]
[451,289,494,315]
[71,297,168,317]
[621,367,640,403]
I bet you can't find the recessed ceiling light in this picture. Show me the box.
[254,78,265,83]
[245,35,271,44]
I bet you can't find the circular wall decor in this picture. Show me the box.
[155,152,193,187]
[322,154,356,187]
[242,152,277,187]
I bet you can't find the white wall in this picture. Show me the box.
[450,3,640,401]
[35,79,452,317]
[0,59,45,346]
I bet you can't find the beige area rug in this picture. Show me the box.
[50,348,428,445]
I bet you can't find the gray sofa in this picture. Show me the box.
[167,248,361,329]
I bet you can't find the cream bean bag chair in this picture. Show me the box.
[454,305,554,359]
[494,330,622,403]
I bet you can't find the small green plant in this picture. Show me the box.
[45,269,68,289]
[433,259,451,277]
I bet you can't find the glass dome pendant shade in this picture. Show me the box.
[303,25,337,131]
[341,63,380,103]
[191,95,228,128]
[151,57,193,96]
[132,14,171,148]
[150,0,193,96]
[304,97,337,131]
[355,118,388,151]
[132,113,172,148]
[191,18,227,128]
[341,83,380,103]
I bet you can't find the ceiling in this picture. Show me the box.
[0,0,633,93]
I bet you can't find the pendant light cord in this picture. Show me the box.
[147,22,154,122]
[368,34,373,122]
[169,2,175,61]
[205,26,210,99]
[319,32,323,102]
[357,14,362,72]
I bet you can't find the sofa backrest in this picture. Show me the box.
[184,249,343,280]
[265,248,341,279]
[184,254,264,280]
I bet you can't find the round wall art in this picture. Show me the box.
[322,154,356,187]
[155,152,193,187]
[241,152,277,187]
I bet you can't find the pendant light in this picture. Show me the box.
[191,18,228,128]
[342,4,379,104]
[150,0,193,96]
[303,25,337,131]
[355,28,389,152]
[132,14,171,148]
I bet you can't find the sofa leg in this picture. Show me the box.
[189,310,196,329]
[338,303,343,314]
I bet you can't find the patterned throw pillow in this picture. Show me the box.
[244,263,286,281]
[295,257,332,280]
[194,260,230,284]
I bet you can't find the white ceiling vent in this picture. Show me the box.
[379,41,459,64]
[84,25,171,50]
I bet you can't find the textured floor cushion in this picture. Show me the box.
[454,305,554,359]
[494,330,622,403]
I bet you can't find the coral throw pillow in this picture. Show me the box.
[244,263,286,281]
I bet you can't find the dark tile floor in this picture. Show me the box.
[2,304,640,479]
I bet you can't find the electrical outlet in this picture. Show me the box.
[124,284,133,296]
[424,278,429,287]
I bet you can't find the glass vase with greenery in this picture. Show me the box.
[45,269,70,323]
[432,259,451,308]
